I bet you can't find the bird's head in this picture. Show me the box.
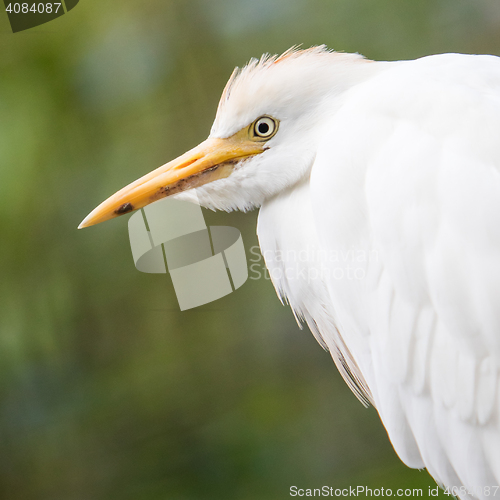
[79,46,370,228]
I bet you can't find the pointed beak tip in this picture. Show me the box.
[78,213,93,229]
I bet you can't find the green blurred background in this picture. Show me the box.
[0,1,499,498]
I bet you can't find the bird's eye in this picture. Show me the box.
[251,116,279,141]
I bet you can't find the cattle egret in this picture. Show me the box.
[79,46,500,498]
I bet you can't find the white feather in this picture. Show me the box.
[185,48,500,499]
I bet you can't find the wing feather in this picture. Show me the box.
[309,54,500,497]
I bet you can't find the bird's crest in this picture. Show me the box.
[217,45,363,116]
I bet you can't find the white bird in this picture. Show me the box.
[79,46,500,499]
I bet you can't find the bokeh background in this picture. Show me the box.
[0,1,499,498]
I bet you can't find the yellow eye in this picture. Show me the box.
[251,116,279,140]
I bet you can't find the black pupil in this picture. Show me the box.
[258,122,270,135]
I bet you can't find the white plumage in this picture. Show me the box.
[81,46,500,498]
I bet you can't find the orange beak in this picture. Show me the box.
[78,129,265,229]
